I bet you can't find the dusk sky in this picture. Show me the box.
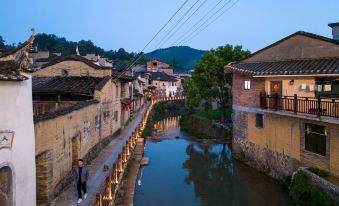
[1,0,338,53]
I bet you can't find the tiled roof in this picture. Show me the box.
[0,69,28,81]
[226,57,339,76]
[34,99,99,123]
[112,70,135,82]
[37,55,112,71]
[32,76,110,94]
[146,72,177,81]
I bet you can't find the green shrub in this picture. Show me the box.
[307,167,330,178]
[194,107,232,121]
[289,173,334,206]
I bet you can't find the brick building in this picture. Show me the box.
[146,60,174,75]
[225,27,339,179]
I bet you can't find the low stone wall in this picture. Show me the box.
[180,115,231,139]
[233,137,300,179]
[297,168,339,202]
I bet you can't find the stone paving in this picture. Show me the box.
[50,105,148,206]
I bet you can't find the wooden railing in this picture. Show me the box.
[95,96,185,206]
[260,93,339,118]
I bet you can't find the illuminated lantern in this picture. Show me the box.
[273,83,280,93]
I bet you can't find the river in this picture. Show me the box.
[134,116,293,206]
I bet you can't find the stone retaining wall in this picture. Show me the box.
[299,168,339,202]
[233,137,300,179]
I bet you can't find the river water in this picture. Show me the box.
[134,116,293,206]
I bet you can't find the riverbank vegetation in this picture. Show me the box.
[289,173,334,206]
[184,45,250,115]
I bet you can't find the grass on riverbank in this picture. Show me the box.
[194,107,232,121]
[289,173,334,206]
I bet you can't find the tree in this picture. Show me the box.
[0,35,5,48]
[185,45,250,115]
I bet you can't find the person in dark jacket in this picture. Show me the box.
[74,159,89,204]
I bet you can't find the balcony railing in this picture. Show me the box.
[260,93,339,118]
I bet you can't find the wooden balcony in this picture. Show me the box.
[260,93,339,118]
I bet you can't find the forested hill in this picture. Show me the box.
[31,33,147,68]
[146,46,206,72]
[1,33,205,72]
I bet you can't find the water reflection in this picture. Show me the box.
[152,116,181,139]
[134,116,293,206]
[183,144,292,206]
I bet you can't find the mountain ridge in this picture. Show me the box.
[146,46,206,72]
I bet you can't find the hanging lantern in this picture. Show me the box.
[273,83,280,93]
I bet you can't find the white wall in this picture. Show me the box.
[165,82,178,97]
[0,74,36,206]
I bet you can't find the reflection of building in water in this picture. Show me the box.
[153,116,181,131]
[152,116,181,138]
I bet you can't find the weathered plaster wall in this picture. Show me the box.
[0,76,36,206]
[34,80,123,203]
[247,112,301,160]
[243,34,339,63]
[233,108,339,179]
[31,60,111,77]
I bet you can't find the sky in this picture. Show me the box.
[0,0,338,53]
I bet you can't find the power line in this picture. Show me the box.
[154,0,201,50]
[113,0,189,80]
[178,0,233,46]
[172,0,225,46]
[181,0,240,45]
[164,0,208,48]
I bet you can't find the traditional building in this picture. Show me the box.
[146,60,174,75]
[0,30,36,206]
[30,54,126,203]
[225,26,339,179]
[143,71,178,97]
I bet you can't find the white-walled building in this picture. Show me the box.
[0,30,36,206]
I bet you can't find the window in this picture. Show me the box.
[305,123,327,156]
[114,111,118,122]
[244,80,251,90]
[115,84,119,98]
[153,62,157,67]
[255,113,264,128]
[163,83,165,86]
[62,69,69,76]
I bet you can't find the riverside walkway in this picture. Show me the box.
[50,105,148,206]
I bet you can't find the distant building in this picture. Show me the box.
[146,60,174,75]
[0,30,36,206]
[82,53,113,67]
[143,71,179,97]
[226,24,339,179]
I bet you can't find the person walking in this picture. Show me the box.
[74,159,89,204]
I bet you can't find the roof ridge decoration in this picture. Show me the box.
[0,29,35,81]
